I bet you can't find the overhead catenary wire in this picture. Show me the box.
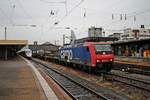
[0,0,35,26]
[65,0,68,15]
[15,0,35,25]
[10,0,149,43]
[46,0,122,38]
[37,0,124,40]
[0,7,14,25]
[104,8,150,28]
[39,0,68,15]
[40,0,84,39]
[0,0,16,25]
[8,0,15,25]
[131,8,150,16]
[33,0,68,41]
[40,0,66,4]
[85,0,150,32]
[99,7,150,34]
[54,0,85,25]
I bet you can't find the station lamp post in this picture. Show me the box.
[5,27,7,40]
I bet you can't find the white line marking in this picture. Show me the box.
[20,56,58,100]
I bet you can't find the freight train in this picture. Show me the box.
[33,37,117,72]
[58,37,116,72]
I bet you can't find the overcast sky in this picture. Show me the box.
[0,0,150,45]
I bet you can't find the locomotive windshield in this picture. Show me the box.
[94,44,112,54]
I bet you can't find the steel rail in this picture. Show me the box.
[105,72,150,91]
[32,59,110,100]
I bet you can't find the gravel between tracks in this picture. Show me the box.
[33,58,150,100]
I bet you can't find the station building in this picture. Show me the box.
[108,33,122,40]
[120,25,150,41]
[88,27,104,37]
[112,38,150,58]
[109,25,150,58]
[29,41,59,58]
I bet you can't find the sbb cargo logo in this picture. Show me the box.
[60,50,73,61]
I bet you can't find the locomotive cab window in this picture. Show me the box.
[94,44,112,54]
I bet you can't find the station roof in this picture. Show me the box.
[0,40,28,59]
[0,40,28,45]
[0,40,28,53]
[112,38,150,45]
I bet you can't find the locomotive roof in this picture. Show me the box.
[74,37,118,44]
[61,41,112,49]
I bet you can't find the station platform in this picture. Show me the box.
[114,56,150,69]
[0,56,58,100]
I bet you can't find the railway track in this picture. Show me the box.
[31,59,129,100]
[32,59,109,100]
[104,71,150,92]
[114,62,150,76]
[127,68,150,76]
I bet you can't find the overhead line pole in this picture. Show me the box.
[4,27,7,60]
[5,27,7,40]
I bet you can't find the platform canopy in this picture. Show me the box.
[0,40,28,45]
[0,40,28,60]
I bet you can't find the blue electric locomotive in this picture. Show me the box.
[58,41,114,72]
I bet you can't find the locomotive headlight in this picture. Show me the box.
[102,52,106,55]
[97,60,100,62]
[110,59,113,61]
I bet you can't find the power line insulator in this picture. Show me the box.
[54,22,59,25]
[125,14,127,20]
[112,14,114,20]
[83,8,86,18]
[13,5,15,8]
[50,10,54,15]
[134,16,136,21]
[120,14,122,20]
